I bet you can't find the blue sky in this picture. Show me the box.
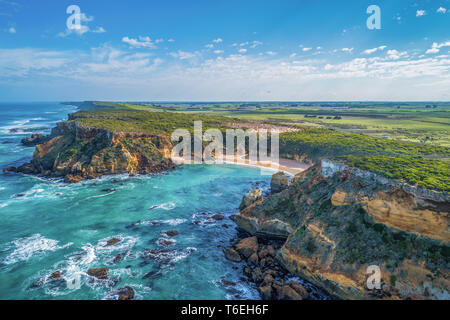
[1,0,450,101]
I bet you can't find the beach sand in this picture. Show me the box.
[171,155,310,176]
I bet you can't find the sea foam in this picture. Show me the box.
[3,234,72,265]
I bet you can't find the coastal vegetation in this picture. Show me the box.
[279,128,450,191]
[60,102,449,192]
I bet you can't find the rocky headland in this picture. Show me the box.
[230,161,449,300]
[4,115,176,182]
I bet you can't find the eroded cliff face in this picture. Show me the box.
[233,160,450,300]
[6,121,175,182]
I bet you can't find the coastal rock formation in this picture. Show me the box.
[224,248,242,262]
[239,189,263,210]
[225,237,312,300]
[87,268,109,280]
[105,238,121,246]
[4,120,176,182]
[233,160,450,300]
[270,172,290,194]
[116,286,135,300]
[21,134,50,147]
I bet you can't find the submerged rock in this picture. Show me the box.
[211,214,225,221]
[221,279,236,287]
[105,238,121,246]
[113,254,123,263]
[50,271,62,279]
[163,230,179,237]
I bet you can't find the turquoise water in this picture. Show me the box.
[0,103,272,300]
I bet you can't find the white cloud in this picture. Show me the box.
[8,27,16,34]
[212,38,223,43]
[240,42,249,47]
[92,27,106,33]
[213,50,224,54]
[205,44,214,49]
[302,47,312,52]
[265,51,277,56]
[437,7,447,14]
[238,48,247,53]
[155,38,164,44]
[341,48,354,53]
[386,49,408,60]
[122,36,156,48]
[363,45,387,55]
[2,43,450,101]
[250,41,263,48]
[169,50,198,60]
[289,53,297,58]
[426,41,450,54]
[167,39,175,43]
[416,10,426,17]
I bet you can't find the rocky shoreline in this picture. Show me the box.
[230,165,449,300]
[224,235,330,300]
[224,172,331,300]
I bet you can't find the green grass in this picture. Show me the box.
[339,155,450,192]
[71,108,234,136]
[279,128,449,191]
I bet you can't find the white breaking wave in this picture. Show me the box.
[3,234,72,265]
[137,218,187,227]
[0,203,8,208]
[149,202,176,211]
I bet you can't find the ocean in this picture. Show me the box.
[0,102,273,300]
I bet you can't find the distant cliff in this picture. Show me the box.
[233,160,449,300]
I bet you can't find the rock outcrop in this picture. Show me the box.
[21,134,51,147]
[225,237,312,300]
[4,120,176,182]
[270,172,290,194]
[239,189,263,210]
[87,268,109,280]
[233,161,450,300]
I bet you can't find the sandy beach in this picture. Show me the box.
[171,155,310,176]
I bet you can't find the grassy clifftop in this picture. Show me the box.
[280,129,450,192]
[71,106,234,136]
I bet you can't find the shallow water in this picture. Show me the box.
[0,102,274,300]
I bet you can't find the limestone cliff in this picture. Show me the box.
[4,120,175,182]
[233,160,449,300]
